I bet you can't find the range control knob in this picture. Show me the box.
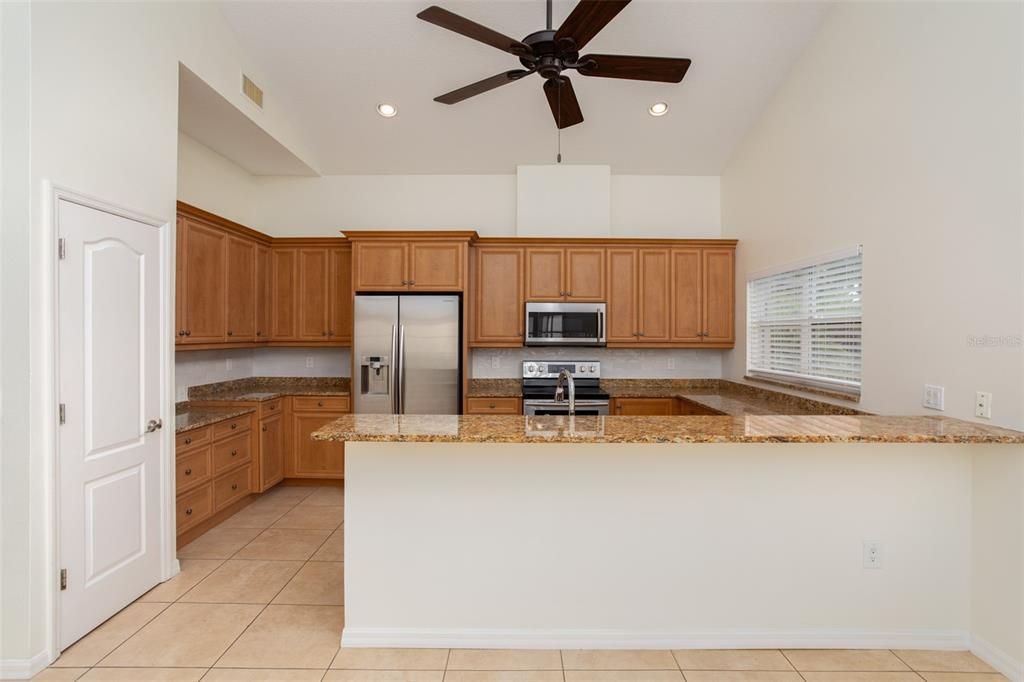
[525,362,537,374]
[589,364,598,373]
[538,364,547,373]
[579,366,589,373]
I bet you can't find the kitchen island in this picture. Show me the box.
[314,414,1024,665]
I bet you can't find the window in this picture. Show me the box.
[746,246,862,395]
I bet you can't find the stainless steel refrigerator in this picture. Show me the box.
[353,295,461,414]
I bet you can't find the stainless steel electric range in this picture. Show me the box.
[521,360,610,416]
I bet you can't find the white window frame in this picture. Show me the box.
[746,245,863,396]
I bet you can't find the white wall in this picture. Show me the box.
[471,348,722,380]
[174,348,350,398]
[4,1,316,672]
[720,2,1024,430]
[178,133,722,238]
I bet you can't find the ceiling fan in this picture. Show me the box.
[417,0,691,129]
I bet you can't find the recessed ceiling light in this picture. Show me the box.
[376,103,398,118]
[648,102,669,117]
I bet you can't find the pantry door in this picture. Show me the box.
[57,197,164,649]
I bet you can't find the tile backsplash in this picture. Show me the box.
[471,348,723,379]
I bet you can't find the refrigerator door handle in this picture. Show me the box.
[390,324,399,414]
[398,324,407,414]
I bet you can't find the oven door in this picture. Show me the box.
[523,400,610,416]
[525,302,606,346]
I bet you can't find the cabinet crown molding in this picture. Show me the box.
[342,230,479,242]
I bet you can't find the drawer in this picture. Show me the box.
[466,397,521,415]
[176,484,212,534]
[260,399,283,418]
[292,396,350,412]
[176,447,211,494]
[213,464,251,511]
[212,431,251,473]
[213,414,251,440]
[176,427,211,452]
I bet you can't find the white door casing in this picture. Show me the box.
[57,198,163,649]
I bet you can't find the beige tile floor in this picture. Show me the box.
[35,485,1008,682]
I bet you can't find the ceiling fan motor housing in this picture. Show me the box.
[520,30,579,79]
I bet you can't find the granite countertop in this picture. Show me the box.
[467,379,522,398]
[312,413,1024,445]
[175,405,256,433]
[187,377,350,403]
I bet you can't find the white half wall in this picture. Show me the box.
[720,2,1024,429]
[178,133,722,239]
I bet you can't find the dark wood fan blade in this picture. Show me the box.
[435,70,532,104]
[578,54,691,83]
[543,77,584,129]
[417,6,531,56]
[554,0,631,51]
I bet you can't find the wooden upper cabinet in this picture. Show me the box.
[471,246,524,346]
[329,246,353,344]
[565,248,605,300]
[353,242,408,290]
[606,248,638,344]
[175,216,186,343]
[408,241,464,290]
[670,248,702,343]
[298,248,330,341]
[702,248,735,344]
[254,244,271,342]
[270,247,299,341]
[180,219,227,344]
[525,248,565,300]
[638,248,671,342]
[225,236,256,342]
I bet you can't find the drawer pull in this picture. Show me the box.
[227,330,233,336]
[185,507,193,516]
[231,483,238,491]
[262,425,268,432]
[231,423,237,430]
[184,437,192,445]
[185,468,192,476]
[231,450,238,456]
[318,400,324,407]
[489,403,496,409]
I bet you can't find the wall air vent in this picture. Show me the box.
[242,74,263,108]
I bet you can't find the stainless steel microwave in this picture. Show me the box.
[524,302,606,346]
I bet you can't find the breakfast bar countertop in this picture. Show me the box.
[312,413,1024,445]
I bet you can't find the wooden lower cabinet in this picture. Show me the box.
[612,398,677,416]
[465,397,521,414]
[258,413,285,491]
[287,396,350,479]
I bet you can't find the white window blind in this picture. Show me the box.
[747,247,862,394]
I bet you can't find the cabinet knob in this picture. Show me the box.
[488,403,496,409]
[185,507,193,516]
[317,400,324,407]
[231,449,238,456]
[178,330,186,337]
[227,330,233,336]
[231,423,237,430]
[231,483,238,491]
[638,331,645,337]
[322,331,328,336]
[256,331,262,336]
[185,468,192,476]
[184,437,192,445]
[184,330,191,337]
[262,425,268,432]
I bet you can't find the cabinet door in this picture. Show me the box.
[181,219,227,344]
[670,248,702,343]
[225,236,256,342]
[472,247,524,346]
[565,248,605,301]
[298,248,330,341]
[175,216,187,344]
[258,414,284,491]
[614,398,677,416]
[254,244,271,342]
[606,248,638,344]
[525,248,565,300]
[329,246,353,344]
[637,249,671,342]
[409,241,464,291]
[353,242,407,290]
[291,412,346,478]
[271,247,298,340]
[702,248,735,344]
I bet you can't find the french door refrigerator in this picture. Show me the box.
[353,295,461,414]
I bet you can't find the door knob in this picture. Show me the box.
[146,419,163,433]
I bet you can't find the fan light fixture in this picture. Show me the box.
[648,101,669,116]
[376,103,398,118]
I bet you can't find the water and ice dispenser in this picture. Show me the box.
[359,355,391,395]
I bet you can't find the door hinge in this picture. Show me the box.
[58,238,66,260]
[59,403,66,425]
[60,568,67,590]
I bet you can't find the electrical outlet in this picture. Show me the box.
[667,356,676,370]
[491,355,501,369]
[175,385,188,402]
[863,542,882,569]
[923,384,945,410]
[225,358,233,371]
[305,355,314,369]
[976,391,993,419]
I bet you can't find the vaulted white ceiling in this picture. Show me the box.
[216,0,827,175]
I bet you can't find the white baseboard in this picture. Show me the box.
[0,650,51,680]
[972,635,1024,682]
[341,627,970,651]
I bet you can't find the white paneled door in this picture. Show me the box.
[57,198,163,649]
